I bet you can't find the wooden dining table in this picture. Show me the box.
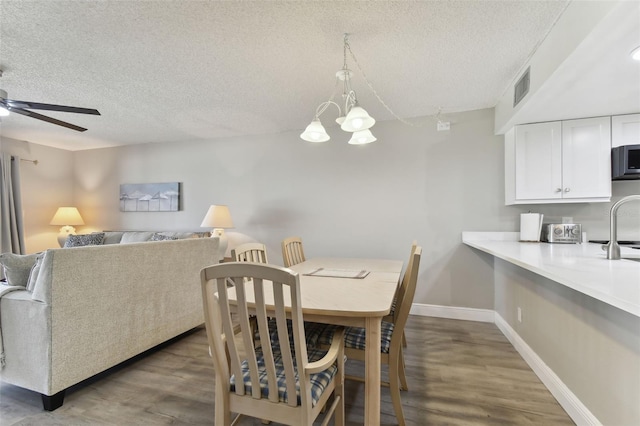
[286,257,403,425]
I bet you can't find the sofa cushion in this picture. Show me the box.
[102,231,124,245]
[150,233,178,241]
[0,252,41,287]
[26,253,45,292]
[64,233,105,248]
[120,232,155,244]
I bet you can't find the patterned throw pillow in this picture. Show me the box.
[0,252,40,287]
[64,233,105,248]
[150,233,178,241]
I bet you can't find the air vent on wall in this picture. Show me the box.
[513,67,530,107]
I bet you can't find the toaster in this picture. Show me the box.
[541,223,582,243]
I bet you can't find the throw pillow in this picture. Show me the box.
[26,253,45,292]
[0,252,39,287]
[64,233,105,248]
[102,231,124,245]
[120,232,155,244]
[150,233,178,241]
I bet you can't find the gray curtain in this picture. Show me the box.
[0,154,25,254]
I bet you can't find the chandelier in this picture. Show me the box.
[300,34,377,145]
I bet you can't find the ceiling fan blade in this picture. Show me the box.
[10,107,88,132]
[6,99,100,115]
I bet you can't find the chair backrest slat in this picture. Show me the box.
[274,288,298,407]
[214,276,246,396]
[251,278,279,402]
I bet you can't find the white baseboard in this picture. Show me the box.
[410,302,495,323]
[494,313,601,426]
[410,304,600,426]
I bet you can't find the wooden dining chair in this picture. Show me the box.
[231,242,269,264]
[201,262,346,426]
[384,240,418,347]
[231,243,269,340]
[281,236,306,267]
[315,246,422,426]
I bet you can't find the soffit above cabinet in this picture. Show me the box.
[495,1,640,134]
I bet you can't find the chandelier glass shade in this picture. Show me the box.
[300,119,330,142]
[348,129,377,145]
[341,106,375,132]
[300,34,377,145]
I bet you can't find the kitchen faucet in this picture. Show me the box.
[604,194,640,260]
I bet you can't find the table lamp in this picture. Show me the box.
[200,205,234,256]
[50,207,85,247]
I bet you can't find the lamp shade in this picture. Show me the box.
[341,106,375,132]
[348,129,377,145]
[300,120,330,142]
[50,207,85,226]
[200,205,234,229]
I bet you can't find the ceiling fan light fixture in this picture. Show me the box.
[0,76,99,132]
[348,129,377,145]
[300,119,330,142]
[341,106,375,132]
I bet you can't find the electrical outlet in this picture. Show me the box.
[437,121,450,131]
[517,307,522,323]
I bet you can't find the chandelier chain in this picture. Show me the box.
[344,39,421,127]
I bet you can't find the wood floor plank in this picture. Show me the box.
[0,316,574,425]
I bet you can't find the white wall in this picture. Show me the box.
[72,108,505,309]
[0,137,75,252]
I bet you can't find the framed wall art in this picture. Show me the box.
[119,182,180,212]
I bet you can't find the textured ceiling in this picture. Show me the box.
[0,0,572,151]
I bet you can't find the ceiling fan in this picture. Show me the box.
[0,72,100,132]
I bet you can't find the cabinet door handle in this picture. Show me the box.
[564,188,571,193]
[555,188,562,193]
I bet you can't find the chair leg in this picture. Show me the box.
[333,342,345,426]
[389,353,406,426]
[214,380,231,426]
[398,346,409,391]
[335,356,345,425]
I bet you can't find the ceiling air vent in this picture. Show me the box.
[513,67,530,107]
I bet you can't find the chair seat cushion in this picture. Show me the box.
[230,346,337,407]
[316,321,395,354]
[259,319,330,350]
[388,297,398,317]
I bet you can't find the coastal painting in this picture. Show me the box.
[120,182,180,212]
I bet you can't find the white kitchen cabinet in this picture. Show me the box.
[612,113,640,147]
[505,117,611,205]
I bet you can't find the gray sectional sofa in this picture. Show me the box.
[0,233,223,410]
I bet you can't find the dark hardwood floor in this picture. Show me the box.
[0,316,574,425]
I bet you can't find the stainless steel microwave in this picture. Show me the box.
[612,144,640,180]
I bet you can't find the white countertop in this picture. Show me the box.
[462,232,640,317]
